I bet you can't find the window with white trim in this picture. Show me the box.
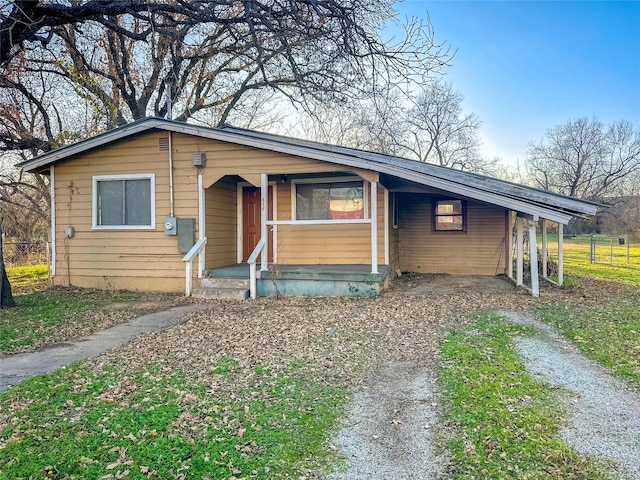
[295,180,365,221]
[92,174,155,229]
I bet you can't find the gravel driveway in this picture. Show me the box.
[328,362,444,480]
[501,311,640,480]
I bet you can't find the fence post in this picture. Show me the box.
[610,235,613,265]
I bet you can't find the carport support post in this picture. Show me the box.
[541,219,548,279]
[260,173,268,271]
[528,219,539,297]
[558,223,564,286]
[516,216,524,286]
[370,181,379,274]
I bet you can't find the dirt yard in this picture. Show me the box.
[76,274,536,477]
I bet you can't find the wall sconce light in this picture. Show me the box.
[65,226,75,238]
[280,174,287,183]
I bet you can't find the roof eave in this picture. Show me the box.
[20,117,593,223]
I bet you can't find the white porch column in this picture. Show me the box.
[197,174,205,278]
[50,165,56,277]
[260,173,268,271]
[558,223,564,286]
[541,219,547,279]
[516,216,524,286]
[370,181,379,274]
[528,219,539,297]
[507,212,513,279]
[383,188,389,266]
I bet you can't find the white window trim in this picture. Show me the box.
[291,176,369,224]
[92,174,156,230]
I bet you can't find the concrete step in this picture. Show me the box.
[201,277,250,289]
[191,287,249,300]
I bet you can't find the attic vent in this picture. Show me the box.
[158,137,170,151]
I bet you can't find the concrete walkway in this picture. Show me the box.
[0,304,202,392]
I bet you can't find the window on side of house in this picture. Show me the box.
[434,199,465,232]
[92,174,155,229]
[295,180,364,221]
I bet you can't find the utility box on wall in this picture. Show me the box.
[164,217,177,236]
[177,218,196,253]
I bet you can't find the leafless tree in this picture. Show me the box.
[1,0,451,153]
[400,79,494,173]
[0,217,16,308]
[527,118,640,201]
[293,92,407,155]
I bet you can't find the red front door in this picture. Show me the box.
[242,186,273,262]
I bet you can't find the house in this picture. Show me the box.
[19,117,599,298]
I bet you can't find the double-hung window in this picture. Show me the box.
[434,199,466,232]
[92,174,155,229]
[295,180,365,221]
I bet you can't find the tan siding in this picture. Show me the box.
[53,132,198,291]
[398,194,507,275]
[388,193,400,271]
[52,130,397,291]
[277,224,373,264]
[205,177,237,267]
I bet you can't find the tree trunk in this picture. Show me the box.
[0,218,16,308]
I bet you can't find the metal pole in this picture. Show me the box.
[610,235,613,265]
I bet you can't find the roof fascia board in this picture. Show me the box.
[162,125,574,223]
[20,119,167,172]
[20,118,583,223]
[217,126,601,214]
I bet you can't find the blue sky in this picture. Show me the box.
[391,0,640,166]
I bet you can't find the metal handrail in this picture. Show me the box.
[247,238,265,299]
[182,237,207,296]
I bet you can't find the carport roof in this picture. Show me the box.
[19,117,600,224]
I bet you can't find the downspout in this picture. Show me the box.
[166,82,175,218]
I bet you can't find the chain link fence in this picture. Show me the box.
[587,234,640,265]
[2,241,50,267]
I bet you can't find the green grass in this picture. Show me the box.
[5,264,49,289]
[0,289,146,355]
[536,289,640,390]
[541,234,640,286]
[439,313,610,479]
[0,359,349,479]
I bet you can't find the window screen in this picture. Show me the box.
[96,178,152,227]
[296,181,364,220]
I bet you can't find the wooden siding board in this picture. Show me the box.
[204,177,237,268]
[398,194,507,275]
[54,133,198,289]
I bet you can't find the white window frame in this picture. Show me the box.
[92,174,156,230]
[290,176,369,224]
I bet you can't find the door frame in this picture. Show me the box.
[237,181,277,263]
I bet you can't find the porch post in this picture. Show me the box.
[383,188,389,266]
[197,174,205,278]
[528,219,539,297]
[558,223,564,286]
[370,181,379,274]
[516,216,524,286]
[541,219,547,279]
[50,165,56,277]
[260,173,268,271]
[507,211,513,279]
